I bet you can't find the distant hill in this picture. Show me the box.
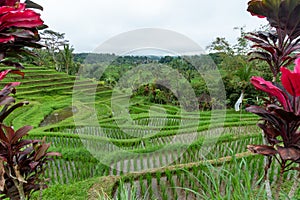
[74,53,162,65]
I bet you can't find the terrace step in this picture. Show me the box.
[2,77,76,86]
[15,82,106,96]
[6,73,70,81]
[16,85,75,96]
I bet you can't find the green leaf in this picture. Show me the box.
[25,0,43,11]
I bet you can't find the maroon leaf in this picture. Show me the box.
[45,152,61,157]
[10,70,24,77]
[0,96,15,105]
[0,82,21,97]
[257,123,281,145]
[290,167,300,171]
[34,143,50,161]
[11,126,32,144]
[248,0,300,39]
[277,146,300,161]
[0,0,19,7]
[247,144,278,156]
[245,35,267,44]
[1,124,14,143]
[0,61,24,69]
[16,141,34,152]
[29,161,39,170]
[246,105,284,133]
[12,29,36,38]
[0,126,8,144]
[268,104,300,122]
[0,101,29,122]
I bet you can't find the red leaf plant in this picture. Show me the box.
[0,1,61,199]
[245,1,300,198]
[246,57,300,197]
[246,0,300,82]
[0,125,60,199]
[0,0,45,70]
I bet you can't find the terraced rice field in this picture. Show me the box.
[2,64,287,199]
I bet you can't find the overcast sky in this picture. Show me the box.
[34,0,266,53]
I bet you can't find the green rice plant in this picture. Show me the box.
[120,160,124,175]
[112,163,118,176]
[177,170,185,188]
[140,155,144,169]
[146,153,151,169]
[168,171,178,199]
[176,156,267,199]
[133,155,138,171]
[145,173,153,198]
[45,157,102,185]
[160,183,168,200]
[126,158,131,173]
[155,172,161,186]
[165,169,171,182]
[139,176,146,196]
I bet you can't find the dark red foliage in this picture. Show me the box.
[0,0,19,7]
[0,1,45,70]
[0,0,44,124]
[280,61,300,97]
[246,1,300,174]
[246,55,300,174]
[248,0,300,40]
[247,144,277,156]
[0,1,61,199]
[247,62,300,144]
[250,76,291,111]
[0,125,61,199]
[246,0,300,80]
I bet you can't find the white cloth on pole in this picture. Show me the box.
[235,92,244,112]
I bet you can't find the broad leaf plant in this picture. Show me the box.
[0,0,61,199]
[246,0,300,198]
[246,0,300,82]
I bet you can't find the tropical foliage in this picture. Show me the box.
[0,1,60,199]
[246,0,300,198]
[246,0,300,81]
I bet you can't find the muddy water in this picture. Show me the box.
[39,106,78,127]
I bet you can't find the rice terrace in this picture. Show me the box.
[0,0,300,200]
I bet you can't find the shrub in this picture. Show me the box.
[0,1,61,199]
[246,1,300,199]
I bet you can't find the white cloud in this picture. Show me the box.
[34,0,265,53]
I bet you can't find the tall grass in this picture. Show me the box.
[96,182,146,200]
[177,155,267,199]
[111,153,291,199]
